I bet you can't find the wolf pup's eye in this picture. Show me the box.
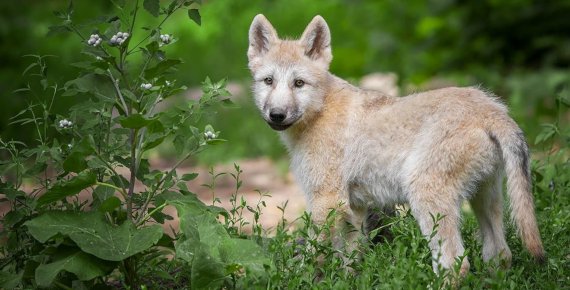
[294,79,305,88]
[264,77,273,85]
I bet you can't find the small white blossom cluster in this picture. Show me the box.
[58,119,73,129]
[110,32,129,46]
[165,80,171,87]
[204,131,217,140]
[140,83,152,90]
[160,34,172,45]
[87,34,102,46]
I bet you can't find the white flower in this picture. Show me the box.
[140,83,152,90]
[204,131,216,140]
[87,34,102,46]
[110,31,129,46]
[58,119,73,129]
[165,80,171,87]
[160,34,172,45]
[67,144,73,149]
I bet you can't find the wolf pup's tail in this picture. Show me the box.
[491,127,546,263]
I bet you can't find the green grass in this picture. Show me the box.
[246,182,569,289]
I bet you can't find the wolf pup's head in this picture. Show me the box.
[247,15,332,131]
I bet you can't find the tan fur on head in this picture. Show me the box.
[247,15,545,276]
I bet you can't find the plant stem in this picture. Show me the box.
[127,129,139,222]
[137,203,167,226]
[54,281,73,290]
[126,3,182,55]
[107,69,129,115]
[135,149,195,225]
[96,181,128,199]
[129,0,140,37]
[122,258,138,288]
[28,105,44,145]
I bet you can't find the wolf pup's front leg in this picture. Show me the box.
[308,191,366,268]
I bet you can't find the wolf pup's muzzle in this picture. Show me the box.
[267,108,293,130]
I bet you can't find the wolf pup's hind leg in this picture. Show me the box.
[470,173,512,268]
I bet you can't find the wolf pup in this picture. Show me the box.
[247,14,545,275]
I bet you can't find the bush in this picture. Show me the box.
[0,1,270,288]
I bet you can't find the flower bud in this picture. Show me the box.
[140,83,152,90]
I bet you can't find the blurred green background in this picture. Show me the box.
[1,0,569,165]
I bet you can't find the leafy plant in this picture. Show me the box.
[0,1,269,288]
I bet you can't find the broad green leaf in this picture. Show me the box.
[136,158,151,182]
[121,88,138,102]
[188,9,201,26]
[93,185,115,202]
[0,271,22,289]
[219,238,270,277]
[142,121,166,151]
[147,118,165,134]
[171,193,269,286]
[3,210,24,227]
[63,151,88,173]
[119,114,157,129]
[175,238,198,263]
[37,171,97,206]
[144,59,182,79]
[143,0,160,17]
[147,207,173,223]
[47,24,72,36]
[162,191,210,218]
[142,135,166,151]
[170,195,226,262]
[173,134,187,154]
[98,196,121,212]
[184,213,229,259]
[64,74,96,93]
[25,211,162,261]
[191,244,225,290]
[35,250,109,287]
[145,40,160,54]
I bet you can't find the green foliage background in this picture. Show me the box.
[2,0,570,164]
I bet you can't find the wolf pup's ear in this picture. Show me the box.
[248,14,278,61]
[300,16,332,68]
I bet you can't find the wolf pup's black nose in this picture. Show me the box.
[269,109,287,123]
